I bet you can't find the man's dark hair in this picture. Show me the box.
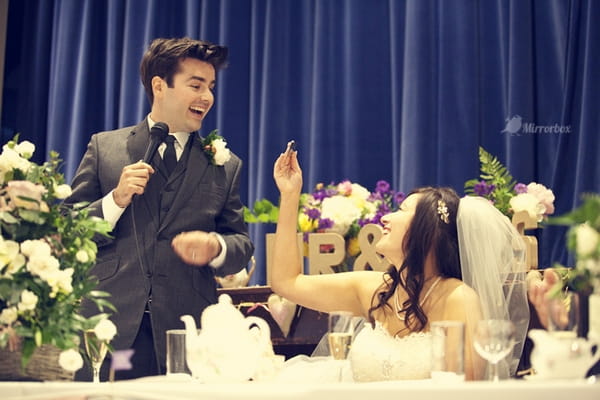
[140,37,229,105]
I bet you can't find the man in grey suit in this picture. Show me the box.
[67,38,254,379]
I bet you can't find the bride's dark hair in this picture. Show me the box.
[367,187,461,333]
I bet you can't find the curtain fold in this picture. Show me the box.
[2,0,599,285]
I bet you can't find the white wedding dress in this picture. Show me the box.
[348,322,432,381]
[275,321,432,383]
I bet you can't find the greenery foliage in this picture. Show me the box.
[0,136,114,367]
[464,147,516,216]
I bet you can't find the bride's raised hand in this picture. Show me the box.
[274,142,302,195]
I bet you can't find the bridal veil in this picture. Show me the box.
[457,196,530,379]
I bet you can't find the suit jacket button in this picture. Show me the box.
[162,206,170,212]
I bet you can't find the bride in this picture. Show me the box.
[271,147,529,381]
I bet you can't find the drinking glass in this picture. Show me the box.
[328,311,354,360]
[431,321,465,382]
[84,329,108,383]
[473,319,516,382]
[166,329,192,377]
[547,291,579,338]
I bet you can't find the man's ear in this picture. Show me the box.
[151,76,164,100]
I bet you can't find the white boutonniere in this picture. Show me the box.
[200,130,231,166]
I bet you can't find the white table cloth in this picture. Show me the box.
[1,377,599,400]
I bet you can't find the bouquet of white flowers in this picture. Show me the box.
[0,136,115,375]
[547,194,600,296]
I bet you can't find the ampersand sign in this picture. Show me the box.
[511,210,538,270]
[354,224,391,272]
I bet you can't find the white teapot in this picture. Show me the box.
[180,294,281,382]
[529,329,600,380]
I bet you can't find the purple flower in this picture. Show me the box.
[473,181,495,197]
[305,208,321,220]
[312,185,337,201]
[393,192,406,205]
[357,218,369,227]
[375,180,391,195]
[378,202,391,215]
[514,183,528,194]
[318,218,334,230]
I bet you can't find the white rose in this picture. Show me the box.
[575,223,599,258]
[75,250,90,263]
[0,147,31,173]
[0,238,20,259]
[45,268,74,297]
[4,254,26,276]
[14,141,35,158]
[526,182,555,215]
[18,290,38,311]
[0,307,18,324]
[57,268,74,293]
[510,193,545,222]
[577,258,600,275]
[54,184,73,199]
[212,139,231,165]
[94,319,117,341]
[21,239,52,258]
[0,239,24,275]
[27,254,60,279]
[58,349,84,372]
[349,183,370,200]
[321,196,362,236]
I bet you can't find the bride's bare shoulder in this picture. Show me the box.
[445,279,480,307]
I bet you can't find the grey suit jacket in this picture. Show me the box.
[66,120,254,368]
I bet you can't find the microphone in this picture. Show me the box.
[142,122,169,164]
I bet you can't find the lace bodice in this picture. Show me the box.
[348,322,432,381]
[275,321,433,383]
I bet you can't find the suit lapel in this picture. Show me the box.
[127,121,152,165]
[158,132,211,232]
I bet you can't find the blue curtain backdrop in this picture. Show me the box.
[2,0,599,285]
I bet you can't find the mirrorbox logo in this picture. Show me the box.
[501,115,571,136]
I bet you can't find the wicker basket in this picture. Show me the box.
[0,344,74,381]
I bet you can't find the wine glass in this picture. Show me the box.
[84,329,108,383]
[473,319,516,382]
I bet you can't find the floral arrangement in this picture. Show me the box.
[200,130,231,166]
[547,194,600,296]
[245,179,404,271]
[464,147,555,222]
[0,136,114,372]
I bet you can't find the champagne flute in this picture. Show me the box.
[328,311,354,360]
[473,319,516,382]
[327,311,354,382]
[84,329,108,383]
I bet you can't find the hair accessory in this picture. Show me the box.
[437,200,450,224]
